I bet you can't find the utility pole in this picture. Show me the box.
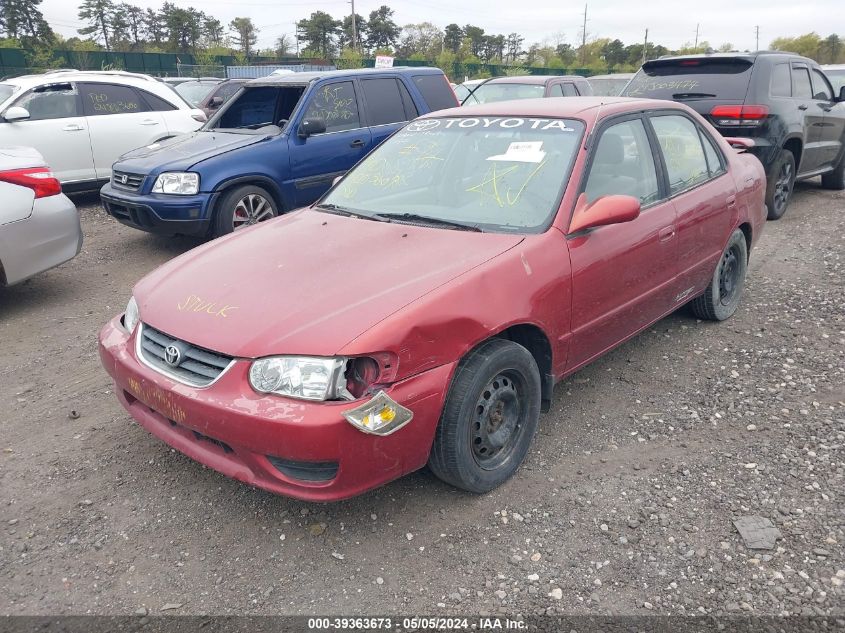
[579,4,588,63]
[694,23,700,51]
[294,21,300,56]
[642,28,649,64]
[755,25,760,51]
[350,0,357,50]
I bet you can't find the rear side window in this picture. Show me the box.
[791,67,813,99]
[650,114,710,195]
[412,74,458,111]
[562,83,579,96]
[361,78,407,126]
[623,58,753,100]
[811,70,833,100]
[14,83,79,120]
[81,83,148,116]
[770,64,791,97]
[139,90,176,111]
[699,129,725,176]
[303,81,361,133]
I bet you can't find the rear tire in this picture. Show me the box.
[429,338,541,494]
[765,149,795,220]
[690,229,748,321]
[821,150,845,190]
[212,185,278,238]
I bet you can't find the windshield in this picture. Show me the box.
[826,69,845,93]
[208,85,305,134]
[175,81,218,106]
[622,58,753,100]
[463,83,545,105]
[0,83,17,105]
[320,116,585,233]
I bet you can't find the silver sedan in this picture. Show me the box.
[0,146,82,286]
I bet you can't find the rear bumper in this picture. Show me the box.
[98,316,454,501]
[0,194,82,286]
[100,183,215,236]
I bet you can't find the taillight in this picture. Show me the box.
[0,167,62,198]
[710,105,769,127]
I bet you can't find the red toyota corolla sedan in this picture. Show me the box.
[99,98,766,501]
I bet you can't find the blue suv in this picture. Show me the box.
[101,67,458,238]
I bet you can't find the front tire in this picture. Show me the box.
[212,185,278,238]
[765,149,795,220]
[429,338,541,494]
[690,229,748,321]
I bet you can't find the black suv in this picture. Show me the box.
[622,52,845,219]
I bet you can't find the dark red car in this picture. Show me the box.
[98,97,766,501]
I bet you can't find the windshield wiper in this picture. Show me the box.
[373,212,482,232]
[672,92,717,99]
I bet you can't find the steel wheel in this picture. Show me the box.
[232,194,274,230]
[718,244,742,306]
[772,160,793,218]
[471,371,525,470]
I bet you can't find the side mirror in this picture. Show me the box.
[569,194,640,234]
[209,96,224,108]
[4,106,31,122]
[298,117,327,139]
[838,86,845,103]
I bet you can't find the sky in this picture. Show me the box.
[39,0,838,53]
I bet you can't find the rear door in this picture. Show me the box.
[288,80,372,206]
[359,77,415,147]
[79,82,168,179]
[0,82,95,184]
[566,115,679,371]
[810,68,845,170]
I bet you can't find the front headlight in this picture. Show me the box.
[249,356,350,401]
[123,296,139,333]
[152,172,199,195]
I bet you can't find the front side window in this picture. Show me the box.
[584,118,660,205]
[651,114,710,195]
[81,83,147,116]
[322,116,585,233]
[15,83,80,120]
[361,78,407,126]
[561,83,579,97]
[213,85,303,132]
[302,81,361,133]
[811,69,833,101]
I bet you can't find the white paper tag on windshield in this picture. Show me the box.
[487,141,546,163]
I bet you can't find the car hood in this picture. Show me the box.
[135,210,524,358]
[115,130,271,173]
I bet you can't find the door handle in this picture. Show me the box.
[726,195,737,208]
[798,104,808,111]
[349,139,365,148]
[62,124,84,131]
[139,119,159,126]
[658,226,676,242]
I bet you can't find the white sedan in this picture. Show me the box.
[0,146,82,286]
[0,70,206,192]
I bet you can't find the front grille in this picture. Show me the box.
[112,170,145,191]
[137,323,234,387]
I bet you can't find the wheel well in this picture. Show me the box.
[738,222,752,260]
[216,179,286,215]
[495,324,553,411]
[784,138,802,171]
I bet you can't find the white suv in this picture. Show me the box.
[0,70,206,191]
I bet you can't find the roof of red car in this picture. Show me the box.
[423,96,681,123]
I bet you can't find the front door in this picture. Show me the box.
[0,82,95,184]
[792,63,827,174]
[288,80,372,206]
[810,68,845,170]
[566,115,679,372]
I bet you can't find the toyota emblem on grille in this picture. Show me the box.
[164,345,182,367]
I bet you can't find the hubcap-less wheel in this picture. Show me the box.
[471,372,524,470]
[718,245,742,306]
[772,161,793,216]
[232,194,274,230]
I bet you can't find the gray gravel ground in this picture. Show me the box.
[0,183,843,616]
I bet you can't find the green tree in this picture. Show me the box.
[822,34,842,63]
[78,0,114,50]
[336,46,364,69]
[338,13,366,51]
[601,38,626,68]
[366,6,400,52]
[463,24,485,58]
[230,17,258,56]
[143,8,165,47]
[203,16,224,48]
[769,32,822,60]
[275,34,292,57]
[1,0,53,42]
[443,23,462,54]
[505,33,524,64]
[396,22,442,59]
[297,11,340,58]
